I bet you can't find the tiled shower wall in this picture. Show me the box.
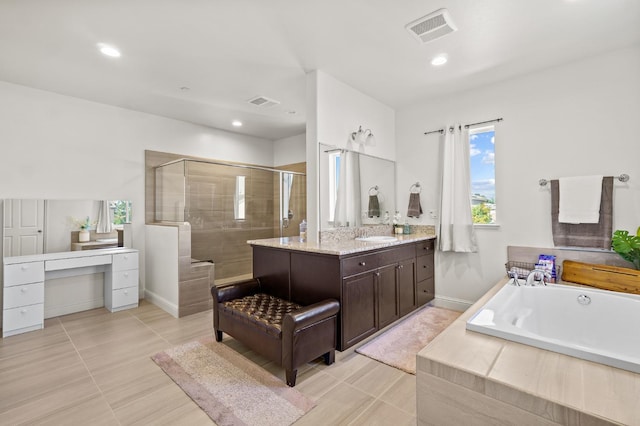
[146,150,306,285]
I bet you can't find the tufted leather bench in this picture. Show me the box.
[211,278,339,386]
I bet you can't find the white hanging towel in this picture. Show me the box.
[558,175,603,224]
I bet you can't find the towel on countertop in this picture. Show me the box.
[368,195,380,218]
[551,177,613,249]
[407,193,423,218]
[558,175,603,224]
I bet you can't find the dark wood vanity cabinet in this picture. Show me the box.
[416,240,435,306]
[252,238,436,350]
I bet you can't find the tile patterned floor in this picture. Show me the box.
[0,300,416,425]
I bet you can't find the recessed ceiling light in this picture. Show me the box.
[98,43,121,58]
[431,54,448,66]
[232,120,243,127]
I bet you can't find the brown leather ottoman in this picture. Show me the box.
[211,278,339,386]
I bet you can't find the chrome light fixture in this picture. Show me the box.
[349,125,376,146]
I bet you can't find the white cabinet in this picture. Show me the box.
[3,248,139,337]
[3,261,45,337]
[105,252,139,312]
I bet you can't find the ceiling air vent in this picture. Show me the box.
[406,9,457,44]
[247,95,280,108]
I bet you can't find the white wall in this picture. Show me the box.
[306,70,396,240]
[0,81,274,297]
[396,45,640,306]
[274,133,306,167]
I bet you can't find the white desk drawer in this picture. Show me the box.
[3,303,44,332]
[3,282,44,309]
[112,252,139,272]
[112,286,138,308]
[4,262,45,286]
[112,269,139,290]
[45,254,112,271]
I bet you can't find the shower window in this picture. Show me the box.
[234,176,246,220]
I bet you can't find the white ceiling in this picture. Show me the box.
[1,0,639,140]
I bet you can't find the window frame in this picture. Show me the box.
[468,124,498,227]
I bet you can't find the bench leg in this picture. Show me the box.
[285,369,298,387]
[215,330,223,342]
[323,349,335,365]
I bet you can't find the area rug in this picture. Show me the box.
[356,305,461,374]
[151,336,315,426]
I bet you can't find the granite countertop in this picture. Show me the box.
[247,233,436,256]
[417,279,640,425]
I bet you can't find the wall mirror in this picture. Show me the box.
[319,143,395,230]
[2,199,132,257]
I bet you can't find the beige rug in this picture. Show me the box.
[356,306,461,374]
[151,336,315,426]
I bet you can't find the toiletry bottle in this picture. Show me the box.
[299,219,307,242]
[383,211,390,225]
[403,221,410,234]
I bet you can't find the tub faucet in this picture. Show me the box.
[525,269,551,286]
[508,268,520,286]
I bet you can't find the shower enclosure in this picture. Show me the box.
[154,158,306,284]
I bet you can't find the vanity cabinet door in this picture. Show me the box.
[398,258,417,316]
[377,264,399,329]
[342,272,377,348]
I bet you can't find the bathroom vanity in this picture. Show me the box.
[3,247,139,337]
[249,234,436,350]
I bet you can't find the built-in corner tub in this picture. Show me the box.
[466,282,640,374]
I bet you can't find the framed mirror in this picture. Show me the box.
[2,199,132,257]
[319,144,395,230]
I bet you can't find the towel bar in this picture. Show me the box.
[539,174,629,187]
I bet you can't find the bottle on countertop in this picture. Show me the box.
[299,219,307,242]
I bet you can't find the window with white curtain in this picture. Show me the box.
[468,125,496,224]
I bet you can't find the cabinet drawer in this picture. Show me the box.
[112,286,139,308]
[415,239,435,256]
[417,253,434,282]
[417,278,435,306]
[112,252,139,272]
[4,261,45,286]
[342,254,379,277]
[3,303,44,332]
[111,269,139,290]
[3,282,44,309]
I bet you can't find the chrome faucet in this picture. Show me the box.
[525,269,551,286]
[508,267,520,286]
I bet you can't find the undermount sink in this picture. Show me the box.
[356,235,398,242]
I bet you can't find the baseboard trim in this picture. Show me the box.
[144,290,179,318]
[431,295,473,312]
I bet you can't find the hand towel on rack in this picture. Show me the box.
[551,177,613,249]
[368,195,380,218]
[407,193,423,218]
[558,175,603,224]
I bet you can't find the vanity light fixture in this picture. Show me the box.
[232,120,243,127]
[349,125,376,146]
[431,54,448,66]
[97,43,121,58]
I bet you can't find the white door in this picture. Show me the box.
[3,199,45,257]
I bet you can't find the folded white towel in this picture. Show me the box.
[558,175,603,224]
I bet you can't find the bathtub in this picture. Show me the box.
[466,282,640,374]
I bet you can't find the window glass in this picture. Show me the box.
[469,126,496,224]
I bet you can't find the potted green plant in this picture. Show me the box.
[611,227,640,270]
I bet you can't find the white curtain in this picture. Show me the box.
[96,200,114,233]
[333,150,361,227]
[439,125,478,252]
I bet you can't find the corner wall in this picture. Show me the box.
[396,45,640,306]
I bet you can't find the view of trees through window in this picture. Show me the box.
[469,126,496,224]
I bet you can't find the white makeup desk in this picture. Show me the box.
[3,247,139,337]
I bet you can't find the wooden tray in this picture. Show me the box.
[562,260,640,294]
